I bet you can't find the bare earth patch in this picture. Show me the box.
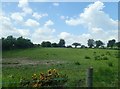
[2,57,66,67]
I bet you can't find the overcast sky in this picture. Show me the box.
[1,0,118,46]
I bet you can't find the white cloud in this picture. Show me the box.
[58,32,92,46]
[31,27,56,44]
[65,1,118,43]
[11,12,24,22]
[0,15,30,38]
[66,1,117,29]
[25,19,40,27]
[44,20,54,27]
[53,3,59,6]
[65,18,81,26]
[18,0,32,14]
[32,12,48,20]
[18,0,28,8]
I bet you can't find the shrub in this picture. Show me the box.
[108,62,113,67]
[106,51,111,55]
[75,62,81,65]
[102,56,108,60]
[101,54,105,56]
[94,56,101,60]
[84,56,91,59]
[20,69,68,88]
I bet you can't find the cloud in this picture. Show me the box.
[32,12,48,20]
[53,3,59,6]
[31,27,56,44]
[65,1,118,43]
[44,20,54,27]
[25,19,40,27]
[18,0,32,14]
[66,1,117,29]
[0,15,30,38]
[11,12,24,23]
[58,32,92,46]
[65,18,81,26]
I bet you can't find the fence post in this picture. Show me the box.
[86,67,93,89]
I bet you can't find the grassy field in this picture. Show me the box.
[2,48,119,87]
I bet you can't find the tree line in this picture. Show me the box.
[1,35,120,50]
[2,36,34,50]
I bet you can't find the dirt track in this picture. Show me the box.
[2,57,66,67]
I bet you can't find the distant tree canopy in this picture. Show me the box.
[51,43,58,47]
[72,42,81,48]
[41,39,66,48]
[115,42,120,48]
[41,41,52,47]
[2,36,34,50]
[87,39,95,48]
[1,35,120,50]
[58,39,65,47]
[95,40,104,48]
[107,39,116,48]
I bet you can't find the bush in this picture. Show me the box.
[106,51,111,55]
[101,54,105,56]
[20,69,68,88]
[94,56,101,60]
[102,56,108,60]
[84,56,91,59]
[108,62,113,67]
[75,62,81,65]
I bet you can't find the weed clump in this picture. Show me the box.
[94,55,109,60]
[102,56,108,60]
[85,56,91,59]
[75,62,81,65]
[108,62,113,67]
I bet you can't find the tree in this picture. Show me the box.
[2,36,34,50]
[16,36,34,49]
[2,36,16,50]
[51,43,58,47]
[115,42,120,48]
[95,40,104,48]
[41,41,51,47]
[87,39,95,48]
[107,39,116,48]
[66,45,72,48]
[81,45,87,48]
[58,39,65,47]
[72,42,81,48]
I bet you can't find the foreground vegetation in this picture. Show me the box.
[2,48,119,87]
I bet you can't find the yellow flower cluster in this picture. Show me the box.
[20,69,67,88]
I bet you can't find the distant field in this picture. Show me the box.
[2,48,119,87]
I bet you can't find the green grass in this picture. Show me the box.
[2,48,119,87]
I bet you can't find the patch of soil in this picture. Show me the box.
[2,57,66,67]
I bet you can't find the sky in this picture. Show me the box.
[1,0,118,46]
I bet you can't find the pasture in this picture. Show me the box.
[2,48,119,87]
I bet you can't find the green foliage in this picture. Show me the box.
[2,35,34,50]
[108,62,113,67]
[51,43,58,47]
[84,56,91,59]
[74,62,81,65]
[58,39,65,47]
[87,39,95,48]
[41,41,52,47]
[95,40,104,48]
[72,42,81,48]
[107,39,116,48]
